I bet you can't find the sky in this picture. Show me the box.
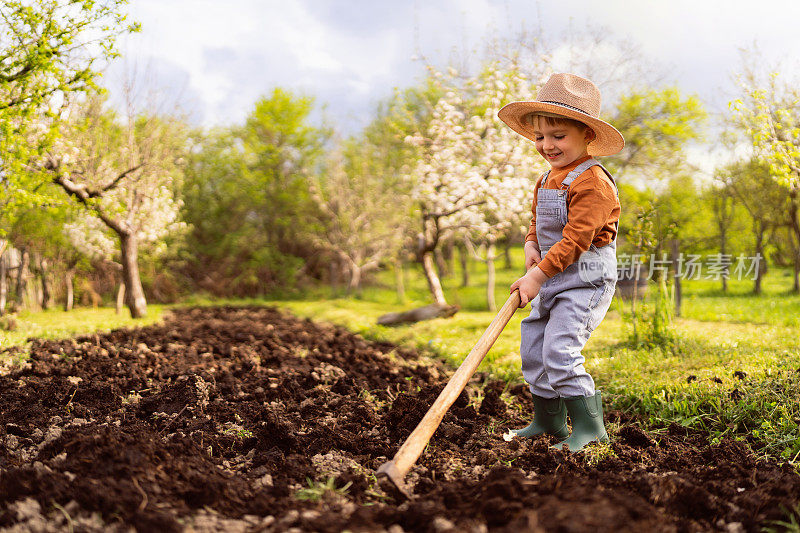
[111,0,800,172]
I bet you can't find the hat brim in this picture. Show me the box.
[498,101,625,157]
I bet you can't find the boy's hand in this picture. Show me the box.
[524,240,542,270]
[510,267,549,308]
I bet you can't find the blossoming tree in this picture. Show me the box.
[404,62,545,308]
[45,96,187,317]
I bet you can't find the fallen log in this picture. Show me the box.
[377,303,459,326]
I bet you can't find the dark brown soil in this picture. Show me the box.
[0,306,798,532]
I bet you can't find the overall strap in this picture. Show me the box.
[561,158,618,198]
[538,170,551,189]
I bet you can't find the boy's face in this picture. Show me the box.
[531,118,594,169]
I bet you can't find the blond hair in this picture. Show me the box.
[524,112,590,131]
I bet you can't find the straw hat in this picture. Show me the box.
[498,73,624,156]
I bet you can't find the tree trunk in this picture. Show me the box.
[30,252,42,308]
[116,282,126,315]
[0,251,7,316]
[13,248,29,312]
[119,232,147,318]
[329,255,341,296]
[719,203,728,293]
[394,256,406,303]
[486,241,497,312]
[40,257,52,310]
[434,248,449,279]
[670,239,681,317]
[64,269,75,312]
[347,263,362,297]
[443,238,455,274]
[30,263,42,310]
[339,259,352,296]
[794,248,800,294]
[753,223,765,295]
[458,242,469,288]
[421,250,447,305]
[789,188,800,293]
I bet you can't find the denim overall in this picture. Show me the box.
[520,158,618,398]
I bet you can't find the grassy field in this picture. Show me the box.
[0,305,168,349]
[2,248,799,463]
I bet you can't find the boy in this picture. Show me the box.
[498,73,624,452]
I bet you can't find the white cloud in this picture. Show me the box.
[116,0,800,135]
[120,0,415,127]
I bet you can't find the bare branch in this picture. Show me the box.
[53,173,126,235]
[101,163,144,192]
[430,199,487,219]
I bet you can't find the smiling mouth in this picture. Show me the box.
[546,152,562,158]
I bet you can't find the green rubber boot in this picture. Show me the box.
[551,391,609,452]
[509,395,569,439]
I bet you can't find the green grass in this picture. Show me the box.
[0,305,168,350]
[295,476,351,502]
[2,247,799,463]
[680,270,800,327]
[597,323,800,461]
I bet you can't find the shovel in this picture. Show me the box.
[377,289,522,499]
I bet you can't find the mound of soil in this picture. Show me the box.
[0,306,798,532]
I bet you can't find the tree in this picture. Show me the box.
[605,87,707,180]
[655,173,714,315]
[462,63,542,311]
[730,68,800,292]
[403,62,542,307]
[180,129,253,295]
[4,195,65,312]
[241,89,327,260]
[705,177,753,292]
[308,141,408,295]
[0,179,110,314]
[720,159,788,294]
[180,89,327,295]
[360,78,444,300]
[708,182,737,292]
[44,96,187,317]
[593,87,707,314]
[0,0,139,232]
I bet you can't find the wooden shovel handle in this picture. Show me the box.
[389,289,521,477]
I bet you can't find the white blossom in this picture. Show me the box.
[52,99,187,260]
[404,62,546,244]
[65,215,116,260]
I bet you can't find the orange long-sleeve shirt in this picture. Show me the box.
[525,156,620,278]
